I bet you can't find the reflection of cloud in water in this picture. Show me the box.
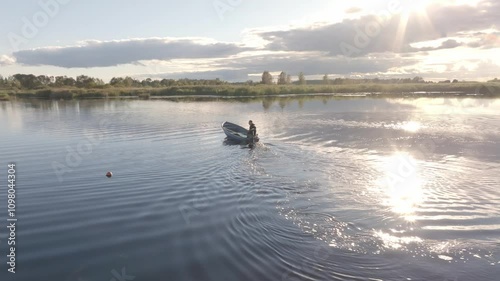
[0,102,24,132]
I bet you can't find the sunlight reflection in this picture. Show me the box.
[374,230,423,250]
[401,121,422,132]
[384,121,423,132]
[377,152,425,221]
[387,98,500,115]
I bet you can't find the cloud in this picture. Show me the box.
[468,60,500,80]
[225,52,416,75]
[144,69,251,82]
[345,7,362,14]
[385,56,500,81]
[414,39,465,52]
[0,55,15,66]
[257,15,431,56]
[255,0,500,56]
[3,1,499,82]
[467,32,500,49]
[13,38,249,68]
[141,51,418,81]
[424,1,500,37]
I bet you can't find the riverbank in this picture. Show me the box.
[1,82,499,100]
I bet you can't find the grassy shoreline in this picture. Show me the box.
[1,82,499,100]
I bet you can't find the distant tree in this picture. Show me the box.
[160,79,176,87]
[95,78,105,87]
[298,72,306,85]
[286,75,292,84]
[452,79,459,83]
[37,75,51,86]
[123,77,139,87]
[412,76,424,83]
[54,76,64,87]
[261,71,273,85]
[488,78,499,82]
[13,74,40,89]
[151,79,161,88]
[110,77,124,86]
[278,71,287,85]
[76,75,87,88]
[62,76,76,87]
[333,78,343,85]
[141,78,153,87]
[53,76,76,87]
[215,78,225,85]
[8,76,21,89]
[322,74,330,85]
[76,75,100,88]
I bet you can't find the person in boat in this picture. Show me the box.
[247,120,257,141]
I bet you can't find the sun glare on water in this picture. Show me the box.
[376,153,425,222]
[401,121,422,132]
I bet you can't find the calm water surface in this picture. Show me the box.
[0,97,499,281]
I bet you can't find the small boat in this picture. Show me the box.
[221,121,259,143]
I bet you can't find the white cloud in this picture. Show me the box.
[0,55,15,66]
[2,0,499,81]
[13,37,250,68]
[255,0,500,56]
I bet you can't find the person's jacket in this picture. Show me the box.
[248,124,256,137]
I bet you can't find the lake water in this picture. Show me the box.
[0,96,499,281]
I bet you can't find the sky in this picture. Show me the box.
[0,0,499,82]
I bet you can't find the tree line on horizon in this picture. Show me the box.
[0,73,498,90]
[0,74,227,90]
[260,71,307,85]
[260,71,500,85]
[258,71,471,86]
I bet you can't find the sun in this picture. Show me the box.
[400,0,478,15]
[400,0,434,16]
[392,0,435,52]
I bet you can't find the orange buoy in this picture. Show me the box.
[106,171,113,178]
